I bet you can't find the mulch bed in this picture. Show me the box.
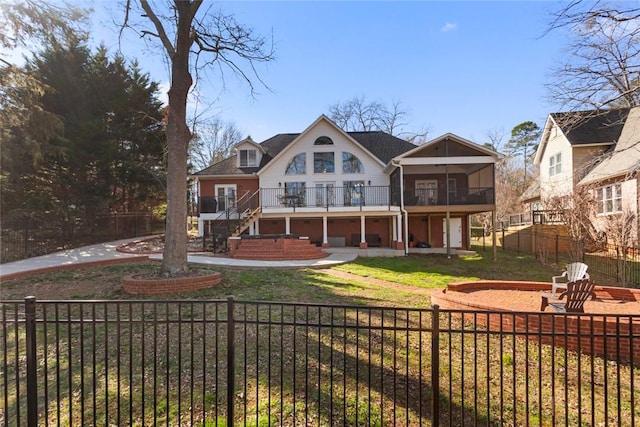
[117,235,206,254]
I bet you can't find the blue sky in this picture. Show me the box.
[92,1,569,145]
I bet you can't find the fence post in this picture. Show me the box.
[227,295,235,426]
[431,304,440,425]
[25,296,38,427]
[555,234,559,264]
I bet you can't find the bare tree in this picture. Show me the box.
[190,118,243,171]
[603,209,636,287]
[474,128,525,232]
[121,1,274,276]
[545,186,602,261]
[546,2,640,111]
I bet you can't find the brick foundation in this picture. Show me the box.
[231,236,328,260]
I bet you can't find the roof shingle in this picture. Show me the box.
[193,130,417,176]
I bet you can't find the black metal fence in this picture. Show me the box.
[2,297,639,426]
[0,213,165,263]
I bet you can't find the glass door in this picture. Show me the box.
[215,185,236,211]
[315,182,335,207]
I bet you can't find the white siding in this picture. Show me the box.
[258,120,387,189]
[235,141,263,167]
[539,126,573,202]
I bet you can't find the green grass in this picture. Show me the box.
[1,248,637,426]
[333,244,558,287]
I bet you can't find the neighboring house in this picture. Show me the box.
[525,107,640,243]
[193,115,499,255]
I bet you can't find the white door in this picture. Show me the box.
[443,217,462,247]
[215,184,237,211]
[314,182,335,206]
[416,180,438,205]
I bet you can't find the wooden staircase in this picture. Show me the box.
[232,237,328,260]
[231,207,260,237]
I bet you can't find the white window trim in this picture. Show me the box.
[549,152,562,177]
[239,149,257,167]
[595,183,622,215]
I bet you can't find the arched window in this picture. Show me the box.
[285,153,306,175]
[314,136,334,145]
[342,152,364,173]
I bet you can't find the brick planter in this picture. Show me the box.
[123,272,222,295]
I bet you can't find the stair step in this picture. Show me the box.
[232,237,327,260]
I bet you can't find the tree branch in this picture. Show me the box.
[139,0,176,58]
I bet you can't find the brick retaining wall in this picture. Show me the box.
[432,281,640,362]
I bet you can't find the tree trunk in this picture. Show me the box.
[161,3,195,276]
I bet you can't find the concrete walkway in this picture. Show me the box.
[0,237,357,279]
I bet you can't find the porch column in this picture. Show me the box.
[285,217,291,235]
[322,216,329,248]
[254,219,260,235]
[359,215,367,248]
[492,209,497,261]
[393,213,404,250]
[445,211,451,259]
[248,222,255,236]
[198,217,204,237]
[392,216,398,242]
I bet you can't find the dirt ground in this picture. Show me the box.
[118,235,208,254]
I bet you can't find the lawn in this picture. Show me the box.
[2,247,636,426]
[1,244,559,302]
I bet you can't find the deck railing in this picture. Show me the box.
[260,185,391,209]
[403,186,495,206]
[2,297,638,426]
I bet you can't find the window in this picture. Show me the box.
[239,149,257,167]
[285,153,306,175]
[314,152,335,173]
[342,152,364,173]
[595,184,622,214]
[549,153,562,176]
[344,180,365,206]
[314,136,334,145]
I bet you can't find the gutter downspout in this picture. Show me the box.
[392,160,409,255]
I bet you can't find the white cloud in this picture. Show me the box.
[441,22,458,32]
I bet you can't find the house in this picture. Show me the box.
[193,115,499,258]
[525,107,640,243]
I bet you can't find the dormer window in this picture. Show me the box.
[239,149,257,167]
[314,136,334,145]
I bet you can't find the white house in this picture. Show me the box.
[193,115,499,258]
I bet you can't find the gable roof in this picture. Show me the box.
[551,108,630,146]
[534,108,630,165]
[397,132,499,159]
[579,106,640,185]
[193,116,417,177]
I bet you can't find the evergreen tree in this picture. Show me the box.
[506,121,541,192]
[1,40,166,222]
